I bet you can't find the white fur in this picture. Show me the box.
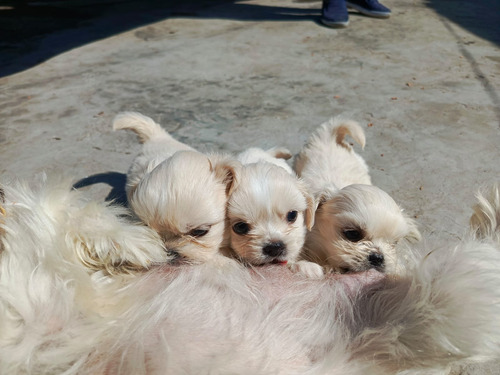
[113,112,240,264]
[470,184,500,242]
[237,146,294,174]
[1,176,500,374]
[294,118,369,194]
[0,175,169,374]
[294,118,420,273]
[223,148,323,278]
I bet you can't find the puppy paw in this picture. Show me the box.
[288,260,324,279]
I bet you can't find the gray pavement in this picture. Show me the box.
[1,0,499,373]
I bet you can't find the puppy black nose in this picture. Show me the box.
[263,241,286,257]
[368,252,384,268]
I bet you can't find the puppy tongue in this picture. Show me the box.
[271,259,288,265]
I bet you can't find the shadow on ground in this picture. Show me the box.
[73,171,128,205]
[0,0,319,78]
[424,0,500,126]
[2,0,498,79]
[425,0,500,45]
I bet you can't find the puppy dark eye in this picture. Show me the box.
[343,229,363,242]
[286,210,298,223]
[189,228,209,237]
[233,222,250,235]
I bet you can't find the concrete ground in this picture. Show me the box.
[0,0,499,373]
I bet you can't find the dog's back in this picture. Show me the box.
[237,146,294,174]
[113,112,196,199]
[294,118,371,196]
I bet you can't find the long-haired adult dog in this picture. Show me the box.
[1,176,500,374]
[223,147,323,277]
[0,175,170,373]
[113,112,240,264]
[294,118,420,273]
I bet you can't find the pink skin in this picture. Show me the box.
[248,265,385,302]
[152,263,386,305]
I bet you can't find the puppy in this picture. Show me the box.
[94,183,500,374]
[113,112,239,264]
[294,118,420,273]
[222,147,324,278]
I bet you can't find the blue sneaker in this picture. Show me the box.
[345,0,391,18]
[321,0,349,28]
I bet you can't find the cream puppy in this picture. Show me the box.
[113,112,239,264]
[223,147,323,278]
[294,118,420,273]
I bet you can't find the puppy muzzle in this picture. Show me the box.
[262,241,287,258]
[368,251,385,270]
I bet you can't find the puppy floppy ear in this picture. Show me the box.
[314,188,336,211]
[208,153,242,196]
[297,180,316,231]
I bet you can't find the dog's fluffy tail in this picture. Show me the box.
[354,241,500,371]
[266,147,293,160]
[323,117,366,149]
[470,184,500,242]
[113,112,169,144]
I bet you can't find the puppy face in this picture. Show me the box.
[305,184,420,273]
[129,151,238,263]
[227,163,314,265]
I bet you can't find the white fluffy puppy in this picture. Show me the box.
[2,177,500,375]
[113,112,239,263]
[222,147,323,277]
[294,118,420,273]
